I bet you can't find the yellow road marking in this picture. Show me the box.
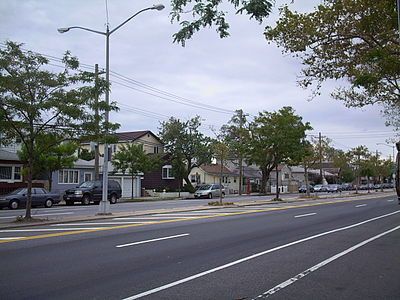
[0,195,390,244]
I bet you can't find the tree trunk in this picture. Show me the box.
[131,174,134,199]
[219,160,223,205]
[260,169,268,194]
[304,164,310,197]
[238,155,243,195]
[275,165,280,200]
[25,155,33,219]
[48,171,53,192]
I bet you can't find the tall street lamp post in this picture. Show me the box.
[58,4,165,214]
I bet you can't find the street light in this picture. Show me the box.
[58,4,165,215]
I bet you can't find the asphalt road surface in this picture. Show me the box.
[0,193,398,299]
[0,191,359,224]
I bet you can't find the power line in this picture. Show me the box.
[0,43,234,115]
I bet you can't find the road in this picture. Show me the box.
[0,193,398,299]
[0,191,361,224]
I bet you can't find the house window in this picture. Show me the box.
[162,165,174,179]
[154,146,159,154]
[284,173,289,179]
[0,166,12,180]
[14,166,21,180]
[59,170,79,184]
[84,173,92,182]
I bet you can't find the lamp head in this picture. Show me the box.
[152,4,165,11]
[57,27,70,33]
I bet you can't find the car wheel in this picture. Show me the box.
[9,199,19,210]
[82,195,91,205]
[44,199,53,208]
[110,194,117,204]
[208,193,212,199]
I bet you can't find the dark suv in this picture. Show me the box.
[63,180,122,205]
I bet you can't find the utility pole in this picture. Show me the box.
[319,132,323,183]
[94,64,100,181]
[238,109,244,195]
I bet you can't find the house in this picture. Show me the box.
[189,164,239,194]
[267,165,298,193]
[225,160,263,193]
[290,166,336,186]
[79,130,180,196]
[0,149,23,195]
[52,158,142,198]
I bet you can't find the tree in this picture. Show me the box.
[247,106,312,196]
[359,152,376,193]
[212,140,230,204]
[298,139,319,197]
[159,116,213,192]
[0,41,117,220]
[170,0,274,45]
[18,134,78,191]
[348,145,370,193]
[265,0,400,125]
[221,109,250,195]
[78,148,95,161]
[112,144,160,199]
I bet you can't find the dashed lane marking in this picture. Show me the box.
[116,233,190,248]
[294,213,317,218]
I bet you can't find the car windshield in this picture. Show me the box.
[197,185,211,190]
[79,181,96,188]
[9,188,26,195]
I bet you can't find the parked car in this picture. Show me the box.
[299,185,314,193]
[327,184,342,193]
[0,188,60,210]
[340,183,353,191]
[313,184,328,192]
[63,180,122,205]
[194,184,225,199]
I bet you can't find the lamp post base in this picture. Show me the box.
[97,200,111,215]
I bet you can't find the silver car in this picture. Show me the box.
[194,184,225,199]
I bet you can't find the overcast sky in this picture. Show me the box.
[0,0,397,159]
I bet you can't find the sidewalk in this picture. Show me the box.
[0,190,395,230]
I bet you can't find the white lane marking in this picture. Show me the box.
[113,217,198,220]
[254,225,400,299]
[388,200,394,202]
[294,213,317,218]
[0,237,24,240]
[355,204,367,208]
[122,210,400,300]
[51,222,154,226]
[116,233,190,248]
[0,212,74,219]
[0,227,107,232]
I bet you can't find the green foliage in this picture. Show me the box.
[170,0,274,45]
[78,148,95,161]
[265,0,400,125]
[159,116,213,189]
[247,106,312,193]
[18,134,78,190]
[340,167,355,183]
[112,143,160,176]
[112,143,160,199]
[0,41,118,219]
